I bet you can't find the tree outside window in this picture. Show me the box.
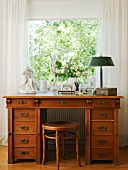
[28,20,98,84]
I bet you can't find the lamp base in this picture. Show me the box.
[96,88,117,96]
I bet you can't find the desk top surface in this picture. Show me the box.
[3,91,124,99]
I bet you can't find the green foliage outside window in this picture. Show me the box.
[28,20,98,84]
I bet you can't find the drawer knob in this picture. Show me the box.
[20,139,29,144]
[20,151,29,155]
[19,100,27,105]
[20,126,28,130]
[98,113,107,118]
[8,132,12,135]
[20,112,28,117]
[98,152,106,158]
[101,101,108,105]
[98,126,106,131]
[98,140,107,144]
[59,100,67,104]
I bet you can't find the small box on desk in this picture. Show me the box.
[96,88,117,96]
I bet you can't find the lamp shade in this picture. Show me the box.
[88,55,114,88]
[88,56,114,67]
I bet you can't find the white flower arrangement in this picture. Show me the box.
[55,57,94,83]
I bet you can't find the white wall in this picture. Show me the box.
[28,0,102,20]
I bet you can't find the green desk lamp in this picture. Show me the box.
[88,54,114,88]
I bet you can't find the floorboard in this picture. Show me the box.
[0,145,128,170]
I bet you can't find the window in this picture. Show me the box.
[28,20,98,84]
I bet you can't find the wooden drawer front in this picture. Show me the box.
[92,99,115,108]
[91,136,114,147]
[91,122,114,135]
[91,148,113,160]
[14,109,36,121]
[91,109,114,120]
[39,98,86,108]
[14,122,36,134]
[14,148,36,159]
[14,135,36,147]
[10,99,34,107]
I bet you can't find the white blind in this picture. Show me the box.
[28,0,102,20]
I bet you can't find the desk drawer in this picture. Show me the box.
[91,109,114,120]
[91,122,114,135]
[14,148,36,159]
[13,122,36,134]
[10,99,34,107]
[92,99,115,108]
[39,98,86,108]
[13,109,36,121]
[91,136,114,147]
[91,148,113,160]
[14,135,36,147]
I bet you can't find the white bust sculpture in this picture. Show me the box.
[19,66,38,93]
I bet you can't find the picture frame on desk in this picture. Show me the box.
[87,88,94,95]
[79,84,88,94]
[58,84,75,94]
[62,84,72,91]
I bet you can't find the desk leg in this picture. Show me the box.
[36,109,41,164]
[39,109,47,164]
[113,109,119,165]
[35,108,47,164]
[85,108,91,165]
[8,108,14,164]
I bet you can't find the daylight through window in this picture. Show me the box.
[28,20,98,84]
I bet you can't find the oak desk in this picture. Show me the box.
[3,92,123,165]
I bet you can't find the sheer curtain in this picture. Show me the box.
[97,0,128,146]
[0,0,28,145]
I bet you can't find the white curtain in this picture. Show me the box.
[97,0,128,146]
[0,0,28,145]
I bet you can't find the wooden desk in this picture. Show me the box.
[3,92,123,165]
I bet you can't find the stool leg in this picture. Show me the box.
[62,131,65,160]
[76,127,81,167]
[56,130,59,170]
[42,128,46,165]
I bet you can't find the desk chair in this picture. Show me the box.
[42,121,81,170]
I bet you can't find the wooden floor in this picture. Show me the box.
[0,145,128,170]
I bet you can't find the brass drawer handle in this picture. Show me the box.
[98,152,106,158]
[20,112,28,117]
[101,101,108,105]
[98,140,107,144]
[59,100,67,104]
[20,126,28,130]
[20,139,29,144]
[98,126,106,131]
[19,100,27,105]
[20,151,29,155]
[98,113,107,118]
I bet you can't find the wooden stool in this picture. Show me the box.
[42,121,81,170]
